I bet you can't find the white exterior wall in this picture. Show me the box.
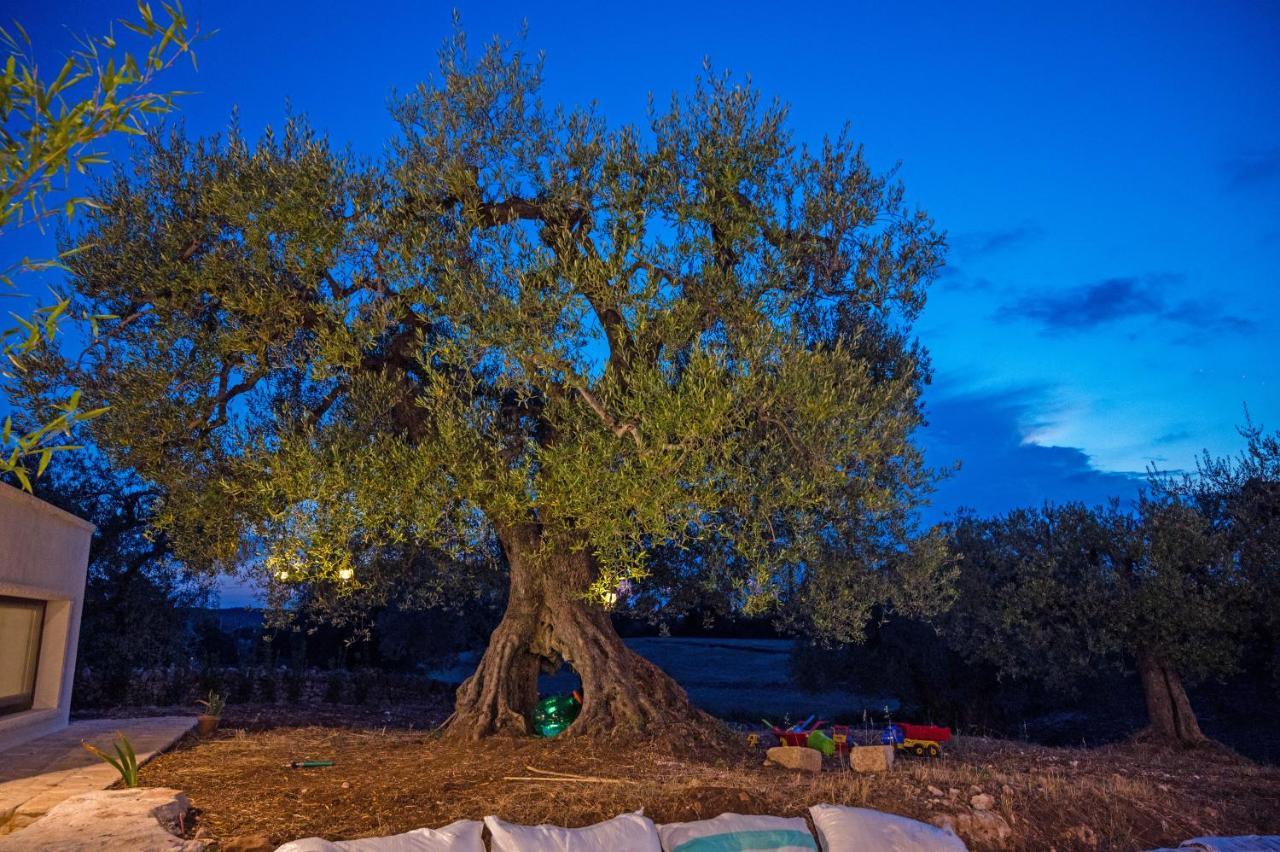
[0,482,94,752]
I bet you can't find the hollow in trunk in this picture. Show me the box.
[444,526,704,739]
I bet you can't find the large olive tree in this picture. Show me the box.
[30,31,949,736]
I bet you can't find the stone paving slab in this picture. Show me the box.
[0,787,200,851]
[0,716,194,835]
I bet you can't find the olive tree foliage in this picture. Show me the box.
[31,448,211,697]
[947,504,1121,693]
[1160,417,1280,685]
[29,29,951,734]
[0,2,199,488]
[947,497,1241,744]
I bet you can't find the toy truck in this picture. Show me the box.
[881,722,951,758]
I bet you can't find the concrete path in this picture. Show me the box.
[0,716,195,835]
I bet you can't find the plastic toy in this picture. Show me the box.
[830,724,851,755]
[759,716,851,758]
[881,722,951,758]
[532,693,581,737]
[806,729,836,756]
[771,717,829,748]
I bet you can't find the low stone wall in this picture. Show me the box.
[73,665,451,709]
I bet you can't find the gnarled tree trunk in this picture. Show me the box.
[1136,649,1207,746]
[444,525,703,739]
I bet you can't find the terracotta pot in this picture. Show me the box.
[196,714,220,736]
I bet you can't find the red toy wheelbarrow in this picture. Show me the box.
[771,717,828,748]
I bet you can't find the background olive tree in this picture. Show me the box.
[1161,417,1280,692]
[31,449,211,700]
[946,496,1242,746]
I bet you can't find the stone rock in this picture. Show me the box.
[220,836,273,852]
[930,815,957,835]
[0,787,202,851]
[970,811,1013,846]
[927,785,945,797]
[1062,824,1099,849]
[931,810,1013,848]
[848,745,895,773]
[766,746,822,772]
[970,793,995,811]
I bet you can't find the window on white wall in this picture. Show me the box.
[0,596,45,716]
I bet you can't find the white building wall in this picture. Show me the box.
[0,482,94,752]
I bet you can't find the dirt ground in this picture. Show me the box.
[131,704,1280,851]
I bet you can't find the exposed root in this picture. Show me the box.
[445,613,542,739]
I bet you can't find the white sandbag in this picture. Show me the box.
[658,813,817,851]
[808,804,967,852]
[1176,839,1280,851]
[485,811,661,851]
[274,819,485,852]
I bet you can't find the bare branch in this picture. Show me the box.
[573,383,642,450]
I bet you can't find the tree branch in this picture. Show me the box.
[191,363,265,441]
[573,383,642,450]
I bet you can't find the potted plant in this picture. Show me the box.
[196,690,225,736]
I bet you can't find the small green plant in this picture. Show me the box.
[81,733,139,787]
[197,690,225,717]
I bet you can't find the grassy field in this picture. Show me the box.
[139,706,1280,851]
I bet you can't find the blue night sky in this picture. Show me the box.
[9,0,1279,534]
